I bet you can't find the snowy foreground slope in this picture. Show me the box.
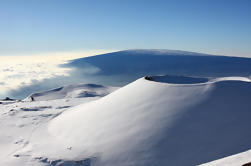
[201,149,251,166]
[1,75,251,166]
[0,84,116,166]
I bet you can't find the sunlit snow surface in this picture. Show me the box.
[200,149,251,166]
[0,84,116,166]
[1,75,251,166]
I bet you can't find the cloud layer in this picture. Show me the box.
[0,50,112,99]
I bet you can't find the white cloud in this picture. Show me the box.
[0,50,114,98]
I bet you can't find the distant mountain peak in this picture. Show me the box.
[120,49,213,56]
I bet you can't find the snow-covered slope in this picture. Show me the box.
[2,75,251,166]
[13,75,248,166]
[120,49,212,56]
[24,84,116,101]
[200,149,251,166]
[0,83,117,166]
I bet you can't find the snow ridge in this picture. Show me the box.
[146,75,251,85]
[1,75,251,166]
[45,75,251,166]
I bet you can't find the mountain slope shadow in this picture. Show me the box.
[151,81,251,166]
[65,50,251,86]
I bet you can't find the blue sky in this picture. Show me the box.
[1,0,251,57]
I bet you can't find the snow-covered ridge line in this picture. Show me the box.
[200,149,251,166]
[41,75,251,166]
[122,49,213,56]
[23,83,117,101]
[212,76,251,83]
[144,75,251,86]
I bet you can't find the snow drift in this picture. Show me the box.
[0,82,120,166]
[24,84,116,101]
[45,75,251,166]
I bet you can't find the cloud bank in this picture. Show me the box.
[0,50,112,99]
